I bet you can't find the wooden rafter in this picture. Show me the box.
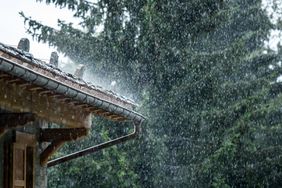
[0,128,4,137]
[6,78,22,84]
[0,74,9,78]
[38,90,53,96]
[0,79,92,128]
[93,109,104,114]
[113,116,128,121]
[75,104,89,108]
[18,83,31,88]
[107,114,120,119]
[28,86,43,91]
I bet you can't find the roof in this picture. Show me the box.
[0,42,145,128]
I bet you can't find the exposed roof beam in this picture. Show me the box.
[0,112,36,137]
[40,128,88,142]
[0,112,35,129]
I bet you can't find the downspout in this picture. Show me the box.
[47,120,143,167]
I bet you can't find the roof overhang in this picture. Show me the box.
[0,43,145,128]
[0,41,145,166]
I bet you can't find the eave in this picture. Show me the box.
[0,43,145,128]
[0,41,145,166]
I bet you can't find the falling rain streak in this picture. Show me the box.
[12,0,282,187]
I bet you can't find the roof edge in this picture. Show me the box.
[0,56,146,122]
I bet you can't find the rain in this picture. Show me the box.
[0,0,282,187]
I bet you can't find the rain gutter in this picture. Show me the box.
[47,120,143,167]
[0,56,145,122]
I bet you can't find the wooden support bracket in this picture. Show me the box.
[40,140,65,166]
[39,127,89,166]
[47,121,143,167]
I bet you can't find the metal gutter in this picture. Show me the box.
[0,42,137,108]
[0,56,145,122]
[47,120,143,167]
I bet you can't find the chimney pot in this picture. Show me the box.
[17,38,30,52]
[74,64,85,79]
[49,52,59,67]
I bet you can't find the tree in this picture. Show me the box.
[21,0,282,187]
[47,118,139,188]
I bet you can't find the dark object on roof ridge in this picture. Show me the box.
[49,51,59,68]
[0,42,137,107]
[17,38,30,52]
[74,64,85,79]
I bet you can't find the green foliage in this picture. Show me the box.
[48,118,140,188]
[23,0,282,187]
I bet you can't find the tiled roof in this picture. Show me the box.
[0,42,136,109]
[0,42,145,123]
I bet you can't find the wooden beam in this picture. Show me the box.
[75,104,89,108]
[0,76,11,82]
[98,111,111,116]
[18,83,30,87]
[40,128,88,142]
[93,109,104,114]
[0,128,5,137]
[15,131,36,146]
[68,101,80,106]
[40,140,65,166]
[0,74,9,78]
[84,106,97,111]
[113,116,128,121]
[6,78,22,84]
[29,87,44,91]
[38,90,53,96]
[106,114,120,119]
[0,113,35,129]
[0,77,9,81]
[51,94,62,98]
